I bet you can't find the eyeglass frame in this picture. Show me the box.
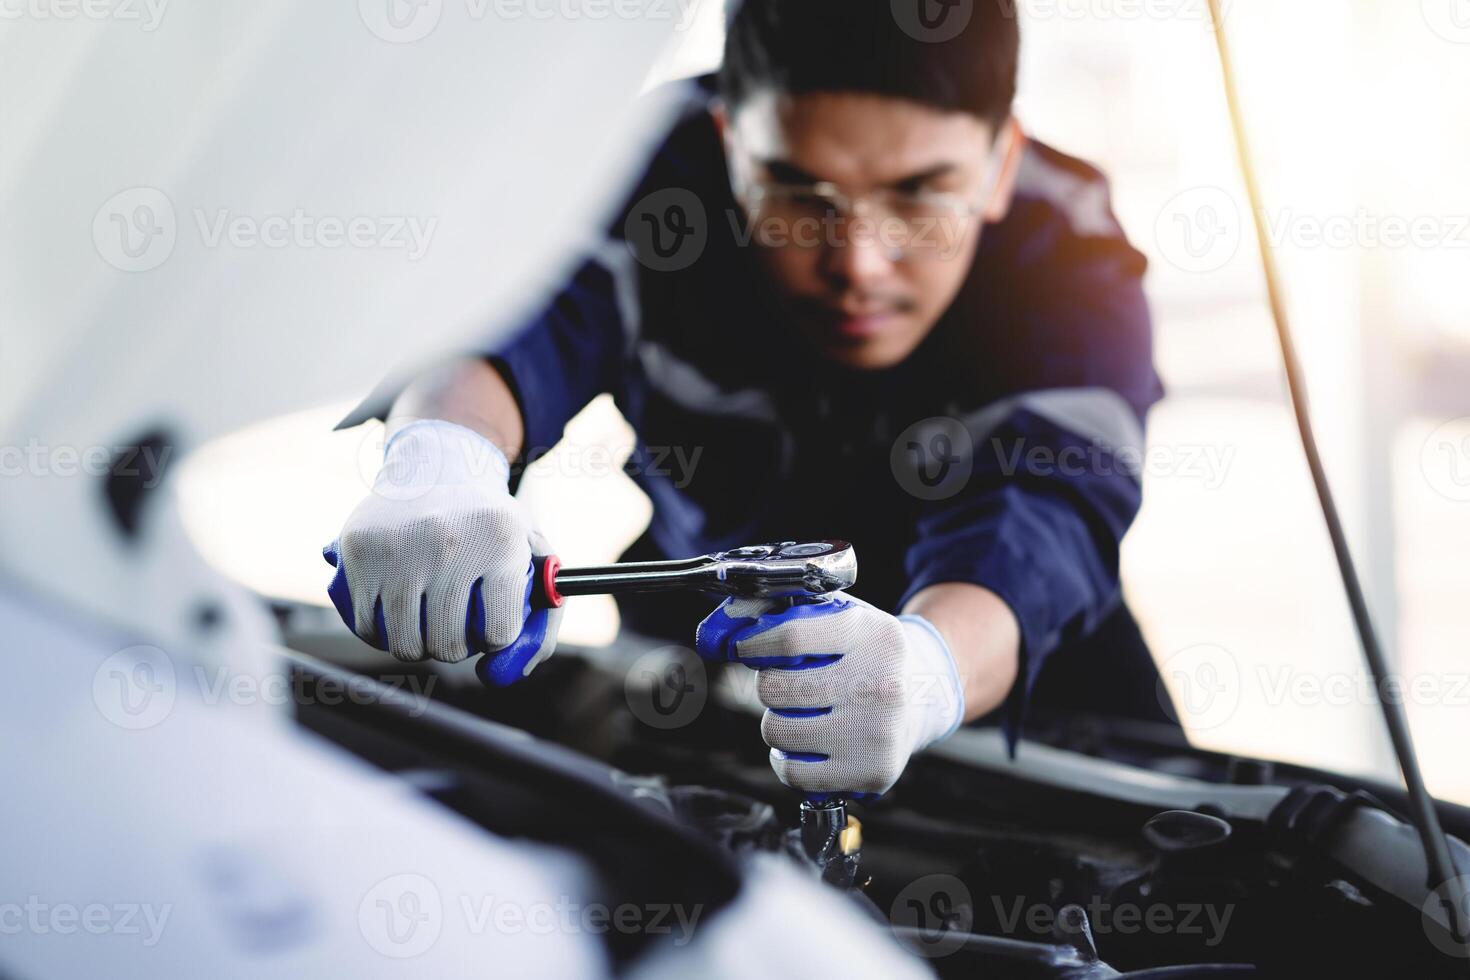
[727,117,1024,262]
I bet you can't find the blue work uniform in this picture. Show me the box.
[354,77,1174,739]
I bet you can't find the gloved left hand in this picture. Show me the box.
[695,593,965,797]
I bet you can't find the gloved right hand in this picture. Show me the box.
[323,419,562,685]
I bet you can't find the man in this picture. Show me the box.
[327,0,1172,798]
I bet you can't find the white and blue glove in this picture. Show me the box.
[696,593,965,798]
[324,419,562,686]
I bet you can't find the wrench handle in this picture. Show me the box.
[528,541,855,608]
[530,554,714,608]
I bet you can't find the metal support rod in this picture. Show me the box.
[1204,0,1468,950]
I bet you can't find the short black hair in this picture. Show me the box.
[719,0,1019,131]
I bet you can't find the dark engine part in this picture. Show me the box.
[280,628,1470,978]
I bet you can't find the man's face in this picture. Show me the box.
[721,90,1013,370]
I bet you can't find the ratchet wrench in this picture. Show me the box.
[527,539,856,608]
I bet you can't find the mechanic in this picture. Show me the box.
[328,0,1175,798]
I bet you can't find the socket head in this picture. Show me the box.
[709,540,857,598]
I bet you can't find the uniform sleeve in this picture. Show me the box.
[899,224,1162,749]
[486,251,634,465]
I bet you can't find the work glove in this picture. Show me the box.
[323,419,562,685]
[696,593,964,798]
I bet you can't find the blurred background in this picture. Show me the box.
[176,0,1470,803]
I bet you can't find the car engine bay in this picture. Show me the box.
[285,619,1470,978]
